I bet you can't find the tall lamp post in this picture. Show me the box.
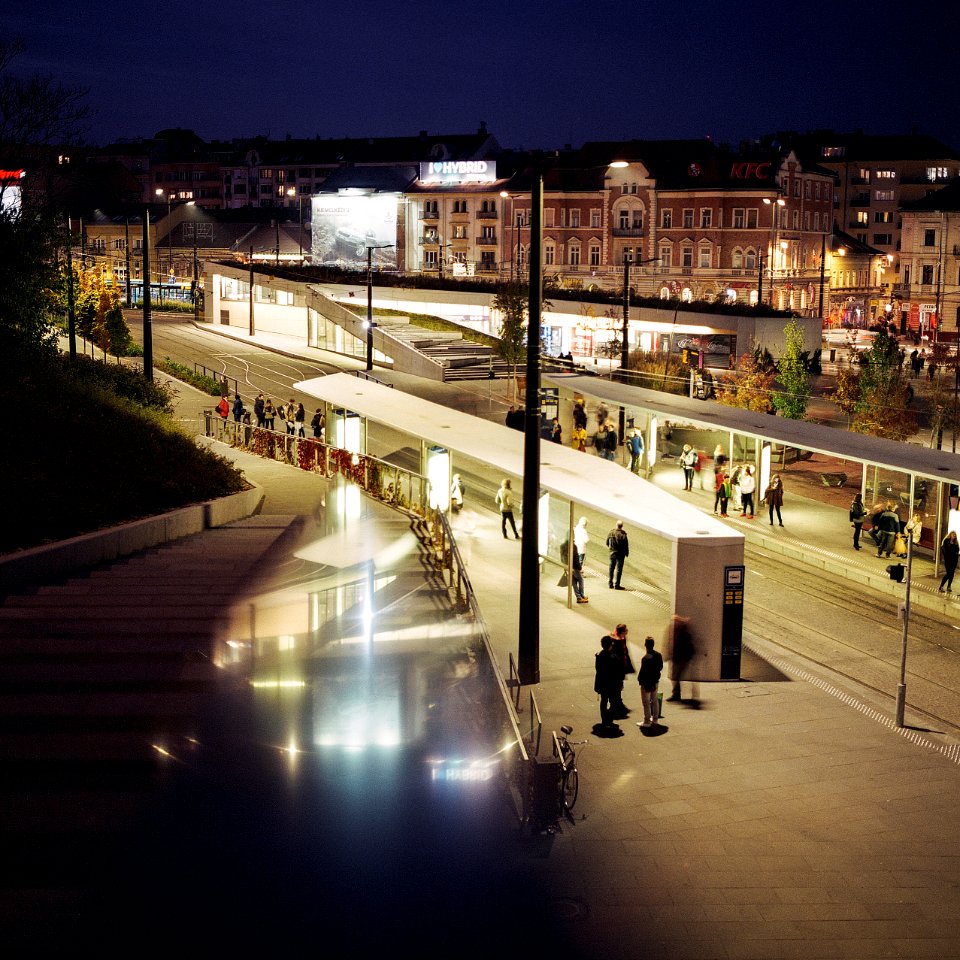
[762,195,785,306]
[365,243,393,370]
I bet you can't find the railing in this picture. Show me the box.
[612,227,645,237]
[200,413,533,827]
[476,210,498,219]
[476,235,498,245]
[195,364,238,396]
[351,369,393,387]
[421,210,439,220]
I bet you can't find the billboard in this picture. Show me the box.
[311,194,397,269]
[0,169,25,217]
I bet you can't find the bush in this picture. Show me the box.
[156,357,221,395]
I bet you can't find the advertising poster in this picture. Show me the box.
[311,194,397,269]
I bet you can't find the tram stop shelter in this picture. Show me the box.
[546,373,960,570]
[295,373,745,683]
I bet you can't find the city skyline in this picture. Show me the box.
[11,0,959,152]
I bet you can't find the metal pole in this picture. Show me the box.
[141,207,153,380]
[298,196,304,261]
[248,246,255,336]
[124,217,132,308]
[818,231,826,322]
[895,533,913,727]
[518,170,543,686]
[193,242,199,324]
[757,252,764,306]
[66,217,77,361]
[366,245,374,371]
[621,253,630,371]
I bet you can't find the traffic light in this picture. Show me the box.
[886,563,905,582]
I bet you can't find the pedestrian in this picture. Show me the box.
[495,479,520,539]
[739,465,756,518]
[939,530,959,592]
[253,392,265,427]
[729,462,742,511]
[667,614,698,704]
[910,349,919,378]
[505,405,523,431]
[602,421,619,461]
[680,444,697,490]
[606,520,629,590]
[875,501,900,558]
[713,465,727,515]
[560,536,588,604]
[295,402,306,438]
[594,636,624,731]
[719,471,732,517]
[572,399,588,432]
[764,473,784,526]
[450,473,464,514]
[637,636,663,727]
[695,449,708,489]
[571,422,588,452]
[285,399,296,435]
[905,511,923,551]
[263,397,276,431]
[605,623,634,718]
[550,417,562,444]
[626,428,644,474]
[850,491,867,551]
[232,393,245,423]
[215,394,229,420]
[573,516,589,565]
[929,360,938,382]
[310,408,324,439]
[713,443,726,468]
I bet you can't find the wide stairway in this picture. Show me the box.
[0,515,297,944]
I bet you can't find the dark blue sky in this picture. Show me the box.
[12,0,959,152]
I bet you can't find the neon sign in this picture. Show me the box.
[419,160,497,184]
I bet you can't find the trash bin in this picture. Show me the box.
[530,755,562,829]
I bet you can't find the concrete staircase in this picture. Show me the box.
[0,515,297,936]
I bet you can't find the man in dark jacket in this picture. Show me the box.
[594,636,625,729]
[253,392,265,427]
[606,520,630,590]
[637,636,664,727]
[876,503,901,558]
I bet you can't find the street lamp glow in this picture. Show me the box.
[609,160,629,168]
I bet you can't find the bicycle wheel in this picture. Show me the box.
[561,765,579,811]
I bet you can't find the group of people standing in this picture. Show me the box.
[216,390,326,441]
[594,615,697,732]
[680,445,779,524]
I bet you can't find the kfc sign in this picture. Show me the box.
[729,162,772,180]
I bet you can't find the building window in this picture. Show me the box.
[732,208,745,229]
[569,209,580,228]
[927,166,949,181]
[682,208,693,229]
[745,248,757,269]
[746,209,758,229]
[813,212,820,231]
[544,244,555,265]
[700,208,712,228]
[793,179,801,197]
[873,234,892,246]
[658,244,672,268]
[732,248,743,269]
[544,208,555,228]
[804,181,811,199]
[480,199,497,213]
[856,211,869,225]
[814,183,821,200]
[682,247,693,267]
[858,168,871,183]
[874,211,893,223]
[877,169,896,179]
[922,265,935,284]
[698,245,712,268]
[423,200,438,217]
[822,146,845,157]
[590,208,601,228]
[453,224,466,239]
[661,209,673,229]
[589,245,601,266]
[803,211,810,230]
[924,229,937,247]
[424,250,438,268]
[114,239,125,251]
[452,199,467,213]
[568,244,581,266]
[260,169,273,179]
[875,190,895,201]
[481,225,496,240]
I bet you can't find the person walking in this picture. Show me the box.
[495,479,520,539]
[605,623,634,718]
[626,428,644,474]
[560,536,588,604]
[571,422,588,452]
[253,392,265,428]
[666,614,697,704]
[263,397,276,431]
[573,399,588,433]
[739,465,756,518]
[875,501,900,558]
[594,636,624,731]
[764,473,784,526]
[450,473,464,514]
[294,402,306,438]
[637,636,664,727]
[939,531,959,592]
[713,466,727,516]
[606,520,629,590]
[310,408,325,439]
[680,444,697,491]
[215,394,229,421]
[601,421,619,461]
[850,492,868,550]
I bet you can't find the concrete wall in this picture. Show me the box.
[0,483,263,596]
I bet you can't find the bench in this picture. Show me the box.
[819,472,847,487]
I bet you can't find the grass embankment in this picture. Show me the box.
[373,308,500,348]
[0,349,247,554]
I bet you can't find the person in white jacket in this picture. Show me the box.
[495,479,519,539]
[738,465,756,519]
[573,516,590,564]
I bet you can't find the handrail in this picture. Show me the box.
[351,369,394,387]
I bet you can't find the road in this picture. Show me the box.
[130,314,960,736]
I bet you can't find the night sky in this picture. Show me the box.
[12,0,959,152]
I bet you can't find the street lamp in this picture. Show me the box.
[762,195,786,306]
[365,243,393,370]
[286,187,305,262]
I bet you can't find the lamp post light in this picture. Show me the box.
[365,243,393,370]
[762,195,786,306]
[286,188,305,262]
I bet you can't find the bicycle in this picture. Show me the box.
[554,725,587,813]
